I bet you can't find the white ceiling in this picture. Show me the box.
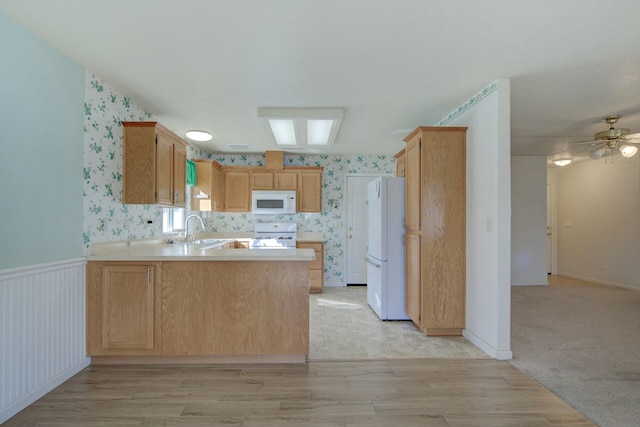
[3,0,640,165]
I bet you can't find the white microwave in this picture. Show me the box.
[251,190,297,215]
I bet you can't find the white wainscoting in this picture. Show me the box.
[0,258,90,424]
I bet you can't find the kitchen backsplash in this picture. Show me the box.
[195,153,395,284]
[82,71,395,284]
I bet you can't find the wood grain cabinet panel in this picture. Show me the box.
[87,262,161,356]
[402,126,467,336]
[122,121,189,206]
[274,170,298,190]
[296,241,323,293]
[404,232,421,324]
[251,171,274,189]
[223,168,251,212]
[395,148,406,178]
[298,170,323,212]
[190,160,223,212]
[161,261,309,355]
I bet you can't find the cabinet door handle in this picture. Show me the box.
[147,267,151,285]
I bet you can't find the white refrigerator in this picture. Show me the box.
[365,177,409,320]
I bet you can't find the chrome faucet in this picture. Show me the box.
[184,214,205,242]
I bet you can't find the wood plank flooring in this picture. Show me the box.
[4,359,595,426]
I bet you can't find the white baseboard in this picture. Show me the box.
[511,281,548,286]
[0,357,90,424]
[463,329,513,360]
[557,272,640,292]
[324,281,346,287]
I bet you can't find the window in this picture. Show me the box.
[162,207,185,234]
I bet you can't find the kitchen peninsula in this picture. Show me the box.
[86,239,315,364]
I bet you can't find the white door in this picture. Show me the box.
[346,175,387,284]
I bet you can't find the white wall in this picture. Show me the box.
[511,156,548,285]
[439,79,512,360]
[0,13,89,424]
[555,155,640,290]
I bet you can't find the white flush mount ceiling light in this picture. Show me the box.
[258,108,344,149]
[185,130,213,142]
[572,115,640,160]
[553,158,572,167]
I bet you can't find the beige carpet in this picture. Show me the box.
[309,286,487,360]
[510,276,640,427]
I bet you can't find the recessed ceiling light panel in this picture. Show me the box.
[258,107,343,149]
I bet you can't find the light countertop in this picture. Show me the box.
[87,231,324,262]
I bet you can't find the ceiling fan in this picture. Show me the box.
[572,115,640,160]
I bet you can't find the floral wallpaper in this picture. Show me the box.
[194,153,395,284]
[82,71,396,284]
[83,71,161,253]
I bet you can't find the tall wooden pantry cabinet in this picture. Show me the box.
[401,126,467,336]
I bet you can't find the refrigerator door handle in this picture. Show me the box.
[364,257,381,268]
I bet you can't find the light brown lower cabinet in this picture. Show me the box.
[87,262,161,356]
[404,233,421,324]
[87,260,309,358]
[296,241,323,293]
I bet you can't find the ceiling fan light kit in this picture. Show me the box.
[572,115,640,160]
[553,158,572,167]
[620,144,638,158]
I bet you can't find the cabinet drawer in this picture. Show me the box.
[297,242,323,251]
[309,269,322,293]
[309,252,322,270]
[297,242,323,269]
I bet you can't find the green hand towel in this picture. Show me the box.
[186,159,197,186]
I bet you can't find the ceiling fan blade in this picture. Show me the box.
[570,139,598,145]
[623,132,640,143]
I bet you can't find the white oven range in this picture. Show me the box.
[250,222,297,249]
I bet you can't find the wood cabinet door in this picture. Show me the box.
[211,164,222,211]
[298,170,322,212]
[251,171,274,189]
[404,232,421,326]
[172,142,187,206]
[223,169,251,211]
[421,129,466,331]
[274,170,297,190]
[395,150,406,177]
[88,263,161,355]
[191,161,212,211]
[155,133,174,205]
[404,136,420,233]
[122,124,156,204]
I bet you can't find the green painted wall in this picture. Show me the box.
[0,12,84,268]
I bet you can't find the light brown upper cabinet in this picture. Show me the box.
[395,148,406,178]
[402,126,467,336]
[191,160,223,212]
[122,122,189,206]
[297,168,323,212]
[251,171,274,190]
[223,168,251,212]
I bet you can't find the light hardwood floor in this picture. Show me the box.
[5,285,595,426]
[4,359,594,426]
